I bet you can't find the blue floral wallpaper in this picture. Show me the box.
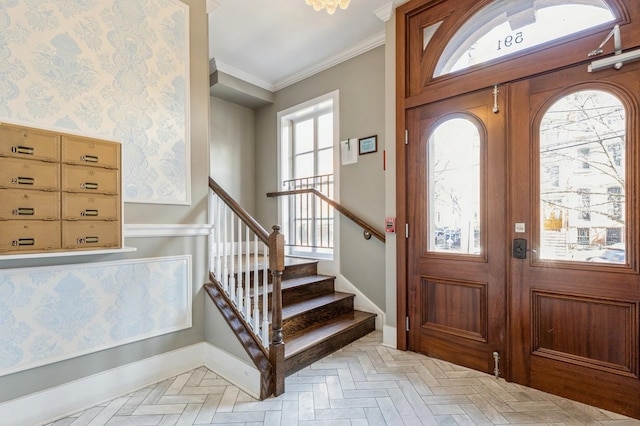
[0,256,191,376]
[0,0,190,204]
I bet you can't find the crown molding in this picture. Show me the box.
[373,2,395,22]
[214,61,276,92]
[273,31,386,91]
[206,0,220,14]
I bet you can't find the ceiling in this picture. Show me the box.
[207,0,400,92]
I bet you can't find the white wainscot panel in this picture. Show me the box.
[0,256,192,376]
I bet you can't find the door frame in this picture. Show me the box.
[395,0,639,349]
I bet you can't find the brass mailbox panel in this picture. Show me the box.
[62,221,120,249]
[0,158,60,191]
[0,221,61,252]
[62,135,120,169]
[0,189,60,220]
[0,126,121,255]
[62,193,119,221]
[61,164,119,195]
[0,124,61,162]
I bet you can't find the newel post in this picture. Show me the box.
[268,225,285,396]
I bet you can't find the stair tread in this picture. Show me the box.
[251,274,335,298]
[284,257,319,267]
[284,310,376,358]
[224,256,317,273]
[283,274,335,288]
[281,291,353,319]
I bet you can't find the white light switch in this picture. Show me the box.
[515,223,525,233]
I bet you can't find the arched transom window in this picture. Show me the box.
[434,0,616,77]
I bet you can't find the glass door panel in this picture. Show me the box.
[428,117,481,254]
[539,90,626,263]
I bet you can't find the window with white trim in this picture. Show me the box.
[278,92,338,259]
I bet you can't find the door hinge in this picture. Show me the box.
[406,316,410,331]
[404,129,408,145]
[405,223,409,238]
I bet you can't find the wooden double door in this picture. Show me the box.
[406,62,640,418]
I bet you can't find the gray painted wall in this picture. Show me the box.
[206,95,257,363]
[384,16,398,330]
[254,46,387,312]
[210,96,257,215]
[0,0,210,403]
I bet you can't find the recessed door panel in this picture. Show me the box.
[422,277,487,341]
[532,291,637,376]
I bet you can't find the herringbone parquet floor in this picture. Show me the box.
[47,332,639,425]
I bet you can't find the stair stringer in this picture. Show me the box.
[204,274,274,400]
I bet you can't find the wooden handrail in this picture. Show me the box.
[209,177,269,243]
[266,188,386,243]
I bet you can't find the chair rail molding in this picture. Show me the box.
[124,224,214,238]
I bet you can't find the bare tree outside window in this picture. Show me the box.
[428,117,481,255]
[539,90,625,262]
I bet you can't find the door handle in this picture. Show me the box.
[513,238,527,259]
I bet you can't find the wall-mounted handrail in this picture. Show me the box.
[267,188,386,243]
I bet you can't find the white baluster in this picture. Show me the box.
[222,205,229,293]
[253,235,260,332]
[236,217,243,313]
[262,246,270,348]
[245,225,251,320]
[245,231,253,329]
[215,196,221,280]
[228,214,235,302]
[209,196,214,275]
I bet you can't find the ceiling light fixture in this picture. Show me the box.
[305,0,351,15]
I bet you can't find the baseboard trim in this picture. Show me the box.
[382,325,397,349]
[334,274,385,330]
[202,342,261,399]
[0,342,260,426]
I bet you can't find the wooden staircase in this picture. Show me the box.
[208,176,381,399]
[275,257,376,375]
[205,256,376,395]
